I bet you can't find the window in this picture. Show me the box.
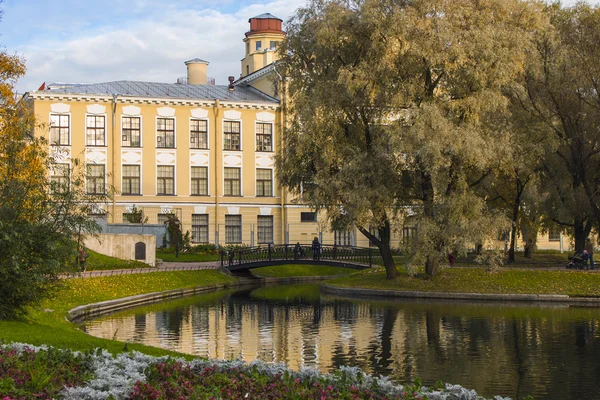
[402,226,417,247]
[300,212,317,222]
[270,41,278,49]
[224,121,241,150]
[50,163,69,193]
[224,167,241,196]
[191,166,208,196]
[86,115,106,146]
[256,123,273,151]
[256,41,262,51]
[256,168,273,197]
[192,214,209,243]
[122,165,140,195]
[246,43,250,54]
[50,114,70,145]
[157,118,175,148]
[122,116,141,147]
[335,230,352,246]
[190,119,208,149]
[157,165,175,195]
[257,216,274,244]
[549,228,561,242]
[157,213,170,225]
[225,215,242,244]
[86,164,105,194]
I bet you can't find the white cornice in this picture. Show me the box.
[235,64,276,86]
[28,92,278,110]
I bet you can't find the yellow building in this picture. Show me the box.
[25,13,368,248]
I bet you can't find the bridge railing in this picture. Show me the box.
[220,244,383,268]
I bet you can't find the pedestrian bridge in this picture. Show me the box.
[220,244,382,271]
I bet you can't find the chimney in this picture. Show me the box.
[228,76,235,92]
[185,58,209,85]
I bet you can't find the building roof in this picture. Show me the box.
[39,80,279,104]
[251,13,282,21]
[184,58,209,65]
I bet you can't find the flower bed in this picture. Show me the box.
[1,343,508,400]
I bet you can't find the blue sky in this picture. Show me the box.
[2,0,598,93]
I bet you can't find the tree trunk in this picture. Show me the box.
[421,171,441,278]
[574,219,591,254]
[425,255,440,277]
[358,219,397,280]
[524,238,535,258]
[508,179,524,263]
[380,244,397,280]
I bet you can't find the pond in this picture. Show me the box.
[82,284,600,400]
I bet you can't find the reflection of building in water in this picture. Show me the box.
[85,300,413,373]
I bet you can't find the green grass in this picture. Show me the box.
[252,264,357,277]
[0,270,236,357]
[327,266,600,297]
[454,250,569,266]
[85,249,152,271]
[156,250,220,262]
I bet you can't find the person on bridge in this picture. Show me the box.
[294,242,304,259]
[312,237,321,261]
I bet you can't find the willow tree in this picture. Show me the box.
[278,0,545,278]
[517,3,600,253]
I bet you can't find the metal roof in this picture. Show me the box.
[251,13,282,21]
[184,58,209,65]
[40,80,278,104]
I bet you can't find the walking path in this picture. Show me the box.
[61,261,221,279]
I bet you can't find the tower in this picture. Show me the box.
[240,13,286,78]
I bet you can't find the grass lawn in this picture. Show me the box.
[85,249,152,271]
[0,270,236,357]
[454,250,569,266]
[156,250,220,262]
[252,264,358,277]
[327,266,600,297]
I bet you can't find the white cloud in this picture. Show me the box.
[13,0,306,92]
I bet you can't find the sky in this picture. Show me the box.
[2,0,598,93]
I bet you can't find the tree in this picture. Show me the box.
[517,3,600,253]
[279,0,545,278]
[125,205,148,224]
[0,48,105,319]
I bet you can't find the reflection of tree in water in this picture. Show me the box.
[87,289,600,400]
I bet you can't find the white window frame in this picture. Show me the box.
[156,164,176,195]
[49,112,71,146]
[121,115,143,148]
[189,118,209,150]
[255,121,274,152]
[255,167,274,197]
[85,113,108,147]
[223,118,242,151]
[121,164,142,195]
[223,166,242,197]
[156,116,176,149]
[190,165,209,196]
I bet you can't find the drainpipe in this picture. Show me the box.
[111,94,118,223]
[274,63,287,244]
[213,100,220,247]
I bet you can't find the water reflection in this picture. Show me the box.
[82,284,600,400]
